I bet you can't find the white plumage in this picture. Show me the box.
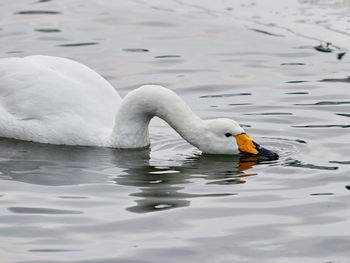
[0,55,277,157]
[0,55,120,146]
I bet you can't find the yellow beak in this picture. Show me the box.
[234,133,258,155]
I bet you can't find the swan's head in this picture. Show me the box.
[199,118,278,158]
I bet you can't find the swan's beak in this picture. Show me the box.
[235,133,279,159]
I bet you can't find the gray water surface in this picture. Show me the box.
[0,0,350,262]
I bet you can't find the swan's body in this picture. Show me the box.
[0,55,120,146]
[0,55,278,157]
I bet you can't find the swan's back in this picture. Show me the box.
[0,55,121,146]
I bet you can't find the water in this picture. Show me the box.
[0,0,350,262]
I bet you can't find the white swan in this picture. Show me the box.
[0,55,277,157]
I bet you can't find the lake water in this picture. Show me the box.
[1,0,350,262]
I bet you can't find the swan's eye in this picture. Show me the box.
[225,133,232,137]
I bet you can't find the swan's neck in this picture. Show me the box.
[110,85,204,149]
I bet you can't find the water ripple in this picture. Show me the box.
[15,10,61,15]
[285,92,309,94]
[123,48,149,52]
[35,29,61,33]
[200,93,251,98]
[320,77,350,83]
[250,28,284,37]
[29,249,83,252]
[281,63,305,66]
[336,113,350,118]
[295,101,350,106]
[8,207,83,215]
[286,80,310,83]
[57,42,99,47]
[329,161,350,165]
[284,159,338,170]
[154,55,181,58]
[35,0,53,3]
[292,125,350,128]
[243,112,292,116]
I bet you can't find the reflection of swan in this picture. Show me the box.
[0,138,263,213]
[113,154,262,213]
[0,55,277,157]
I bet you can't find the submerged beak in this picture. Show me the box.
[234,133,279,159]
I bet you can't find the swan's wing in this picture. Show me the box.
[0,55,121,145]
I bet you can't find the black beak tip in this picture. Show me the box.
[257,146,279,159]
[253,141,279,159]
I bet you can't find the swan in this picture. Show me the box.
[0,55,277,157]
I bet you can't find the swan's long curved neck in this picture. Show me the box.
[110,85,204,149]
